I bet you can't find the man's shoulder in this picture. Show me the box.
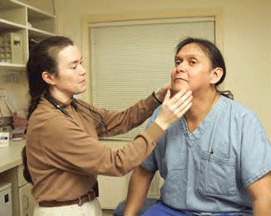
[222,96,257,119]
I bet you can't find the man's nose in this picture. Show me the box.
[176,63,186,73]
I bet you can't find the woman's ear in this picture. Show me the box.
[42,71,56,85]
[210,67,223,85]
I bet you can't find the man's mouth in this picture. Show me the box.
[174,78,188,82]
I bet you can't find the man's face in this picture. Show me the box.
[171,43,213,95]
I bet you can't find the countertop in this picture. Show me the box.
[0,138,129,174]
[0,139,26,173]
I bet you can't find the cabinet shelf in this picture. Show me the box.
[29,27,55,38]
[0,1,26,26]
[0,0,23,9]
[0,18,25,31]
[27,8,55,34]
[27,6,55,19]
[0,62,25,70]
[0,0,56,68]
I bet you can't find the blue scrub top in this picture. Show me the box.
[142,96,271,215]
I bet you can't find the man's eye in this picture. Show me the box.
[190,60,197,65]
[175,60,181,66]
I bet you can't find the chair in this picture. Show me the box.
[113,198,158,216]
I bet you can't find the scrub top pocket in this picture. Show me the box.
[197,150,238,197]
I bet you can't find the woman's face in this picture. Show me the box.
[50,45,86,101]
[171,43,213,95]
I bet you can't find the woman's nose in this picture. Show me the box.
[79,65,86,75]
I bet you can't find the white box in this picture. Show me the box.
[3,32,24,64]
[0,183,12,216]
[0,132,9,147]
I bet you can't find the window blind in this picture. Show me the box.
[89,17,215,140]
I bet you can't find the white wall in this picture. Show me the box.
[55,0,271,139]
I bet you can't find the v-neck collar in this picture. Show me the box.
[180,96,227,140]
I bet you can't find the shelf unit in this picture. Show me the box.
[0,1,56,215]
[0,0,56,69]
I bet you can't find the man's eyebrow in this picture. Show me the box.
[187,54,199,59]
[175,56,182,60]
[175,54,200,59]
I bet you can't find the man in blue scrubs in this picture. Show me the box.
[123,38,271,216]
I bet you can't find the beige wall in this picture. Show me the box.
[56,0,271,139]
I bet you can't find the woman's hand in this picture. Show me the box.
[153,83,171,103]
[155,89,192,131]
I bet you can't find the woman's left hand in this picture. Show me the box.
[154,83,171,103]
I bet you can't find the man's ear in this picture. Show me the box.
[42,71,56,85]
[210,67,223,85]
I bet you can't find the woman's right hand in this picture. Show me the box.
[155,89,192,131]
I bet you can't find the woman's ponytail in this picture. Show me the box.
[22,146,33,184]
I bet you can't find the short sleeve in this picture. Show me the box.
[141,151,158,173]
[144,106,161,130]
[240,112,271,188]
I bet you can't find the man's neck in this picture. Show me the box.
[184,90,220,132]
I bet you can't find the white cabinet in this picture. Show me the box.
[18,164,36,216]
[19,183,35,216]
[0,182,12,216]
[0,5,55,213]
[0,0,56,70]
[0,142,34,216]
[0,164,35,216]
